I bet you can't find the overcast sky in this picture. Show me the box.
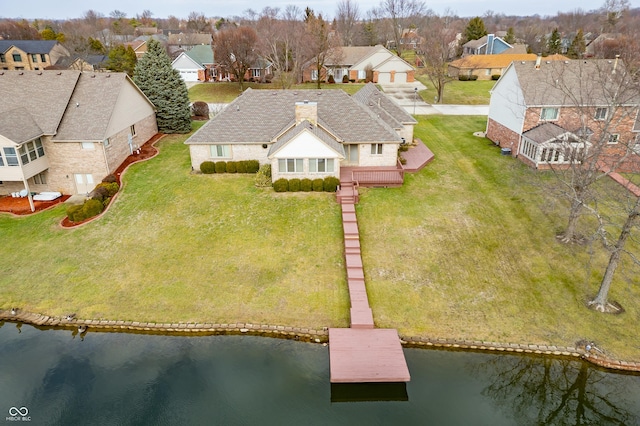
[1,0,610,21]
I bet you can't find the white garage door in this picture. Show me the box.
[394,72,407,83]
[377,72,391,84]
[180,70,199,82]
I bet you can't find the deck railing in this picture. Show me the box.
[350,168,404,187]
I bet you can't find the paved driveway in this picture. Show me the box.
[380,82,489,116]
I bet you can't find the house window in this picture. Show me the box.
[3,147,18,166]
[40,54,46,62]
[311,70,318,81]
[309,158,334,173]
[358,70,366,80]
[371,143,383,155]
[608,134,619,144]
[31,54,38,62]
[594,107,608,120]
[485,69,491,75]
[210,145,230,158]
[35,138,44,157]
[251,69,261,78]
[278,158,303,173]
[82,142,95,150]
[130,124,136,136]
[0,53,5,63]
[12,53,22,62]
[33,172,47,185]
[103,138,111,147]
[17,140,45,165]
[540,107,559,121]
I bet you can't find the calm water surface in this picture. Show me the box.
[1,323,639,425]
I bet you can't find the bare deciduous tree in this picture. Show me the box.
[376,0,427,57]
[335,0,360,47]
[214,26,259,90]
[187,12,210,33]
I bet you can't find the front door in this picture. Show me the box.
[74,173,94,194]
[345,144,359,165]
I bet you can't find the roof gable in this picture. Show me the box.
[269,122,345,159]
[185,45,214,65]
[172,52,204,70]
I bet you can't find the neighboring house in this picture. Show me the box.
[0,71,158,201]
[486,58,640,172]
[462,34,512,56]
[123,40,148,59]
[167,32,212,56]
[399,28,423,51]
[172,45,214,82]
[303,45,415,84]
[185,83,416,182]
[246,58,273,82]
[448,54,567,80]
[52,55,109,72]
[0,40,70,70]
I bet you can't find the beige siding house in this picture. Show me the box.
[0,70,157,206]
[0,40,70,70]
[185,83,416,182]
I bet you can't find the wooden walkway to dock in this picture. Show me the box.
[329,201,410,383]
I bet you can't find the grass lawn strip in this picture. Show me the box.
[415,76,494,105]
[358,116,640,362]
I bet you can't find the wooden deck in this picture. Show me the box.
[340,166,404,188]
[329,202,410,383]
[329,328,411,383]
[400,139,435,173]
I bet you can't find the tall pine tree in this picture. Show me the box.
[546,28,562,55]
[133,39,191,134]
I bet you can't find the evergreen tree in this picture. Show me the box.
[464,17,487,42]
[567,29,586,59]
[133,39,191,134]
[546,28,561,55]
[503,27,516,44]
[107,45,137,76]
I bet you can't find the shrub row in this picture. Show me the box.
[491,74,501,80]
[200,160,260,174]
[458,75,479,81]
[67,175,119,223]
[273,177,340,193]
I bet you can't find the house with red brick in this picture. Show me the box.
[0,70,157,207]
[486,58,640,172]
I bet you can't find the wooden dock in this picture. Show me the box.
[329,202,410,383]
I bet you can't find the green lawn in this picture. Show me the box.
[416,75,495,105]
[357,116,640,361]
[2,116,639,361]
[189,82,369,103]
[0,123,349,328]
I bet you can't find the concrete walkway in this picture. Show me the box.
[379,82,489,116]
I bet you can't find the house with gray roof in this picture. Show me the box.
[0,70,157,206]
[302,45,415,84]
[185,83,416,182]
[486,58,640,171]
[0,40,70,70]
[172,45,214,82]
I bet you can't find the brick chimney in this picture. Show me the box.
[295,100,317,126]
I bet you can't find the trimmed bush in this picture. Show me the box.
[67,198,104,222]
[323,176,340,192]
[102,174,117,183]
[200,161,216,174]
[191,101,209,119]
[236,161,247,173]
[469,75,478,81]
[300,178,313,192]
[66,204,83,222]
[273,178,288,192]
[226,161,237,173]
[327,75,335,84]
[95,182,119,197]
[215,161,226,173]
[288,178,301,192]
[342,75,349,83]
[458,75,469,81]
[491,74,501,80]
[255,164,272,187]
[92,185,110,202]
[312,178,324,192]
[246,160,260,173]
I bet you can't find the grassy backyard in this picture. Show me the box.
[416,75,495,105]
[189,81,369,103]
[1,117,639,361]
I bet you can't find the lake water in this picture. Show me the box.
[1,323,639,425]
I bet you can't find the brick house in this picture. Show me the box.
[0,40,70,70]
[486,58,640,171]
[0,71,157,205]
[185,83,416,182]
[302,45,415,84]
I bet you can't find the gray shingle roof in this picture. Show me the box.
[0,40,59,54]
[522,122,571,143]
[0,70,81,139]
[185,88,403,145]
[325,46,377,66]
[512,59,640,107]
[53,73,131,141]
[352,83,417,129]
[0,107,44,144]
